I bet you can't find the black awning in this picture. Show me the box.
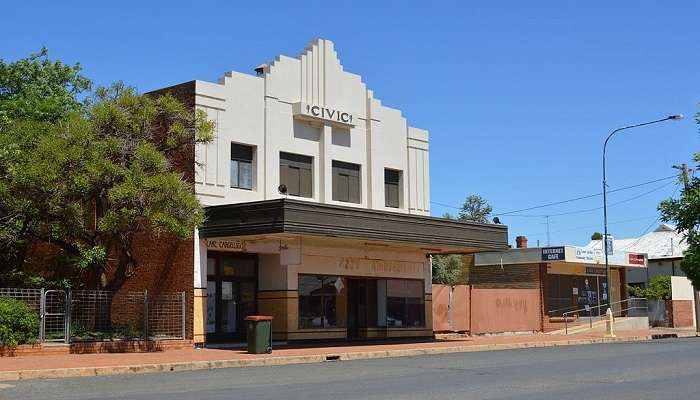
[199,199,508,250]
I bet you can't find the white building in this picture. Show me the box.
[152,39,508,344]
[585,224,687,286]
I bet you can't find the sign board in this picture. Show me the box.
[604,235,614,256]
[293,102,354,127]
[628,253,645,266]
[206,239,245,252]
[585,267,606,276]
[575,248,594,261]
[541,247,566,261]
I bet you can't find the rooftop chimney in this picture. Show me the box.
[516,236,528,249]
[254,64,269,76]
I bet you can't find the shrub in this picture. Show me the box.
[627,275,672,300]
[0,297,39,348]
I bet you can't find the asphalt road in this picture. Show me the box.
[2,338,700,400]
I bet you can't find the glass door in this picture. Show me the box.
[206,252,257,342]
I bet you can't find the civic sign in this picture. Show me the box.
[293,102,354,127]
[541,246,566,261]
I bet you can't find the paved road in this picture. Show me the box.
[2,338,700,400]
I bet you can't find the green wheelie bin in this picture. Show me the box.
[245,315,273,354]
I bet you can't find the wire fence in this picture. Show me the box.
[0,288,186,343]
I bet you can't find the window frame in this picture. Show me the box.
[384,168,402,208]
[332,160,361,204]
[298,274,345,329]
[230,143,254,190]
[280,152,313,198]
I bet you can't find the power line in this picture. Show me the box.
[519,215,661,238]
[509,180,676,218]
[430,174,676,215]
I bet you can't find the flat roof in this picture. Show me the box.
[199,199,509,252]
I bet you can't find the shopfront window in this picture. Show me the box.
[298,275,346,329]
[384,279,424,328]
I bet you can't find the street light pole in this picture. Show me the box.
[602,115,683,311]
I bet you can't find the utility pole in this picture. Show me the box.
[673,163,700,334]
[545,215,551,246]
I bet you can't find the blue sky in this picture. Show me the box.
[3,1,699,247]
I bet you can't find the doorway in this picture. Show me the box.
[206,252,257,342]
[346,279,377,339]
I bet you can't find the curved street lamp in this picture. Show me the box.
[602,114,683,311]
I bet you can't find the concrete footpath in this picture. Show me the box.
[0,330,658,381]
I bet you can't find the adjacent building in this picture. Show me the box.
[151,39,509,344]
[584,224,686,287]
[468,236,647,331]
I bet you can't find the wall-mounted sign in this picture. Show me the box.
[541,246,565,261]
[585,267,606,276]
[628,253,645,266]
[575,248,594,261]
[293,102,354,127]
[206,239,245,252]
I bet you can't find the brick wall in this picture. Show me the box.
[670,300,694,328]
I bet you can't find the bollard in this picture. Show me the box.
[605,307,615,337]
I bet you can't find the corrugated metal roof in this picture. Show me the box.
[584,223,687,260]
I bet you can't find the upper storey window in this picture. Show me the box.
[332,161,361,204]
[384,169,401,208]
[280,152,313,198]
[230,143,254,190]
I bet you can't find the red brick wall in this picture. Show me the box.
[671,300,694,328]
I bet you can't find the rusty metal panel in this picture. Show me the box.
[451,285,470,332]
[471,288,541,334]
[432,284,450,332]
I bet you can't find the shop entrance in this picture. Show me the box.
[206,252,257,342]
[346,279,377,339]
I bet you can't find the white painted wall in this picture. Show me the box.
[191,39,430,215]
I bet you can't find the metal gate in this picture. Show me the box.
[40,289,69,343]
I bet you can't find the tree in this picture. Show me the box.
[627,276,671,300]
[659,109,700,333]
[0,49,91,280]
[0,48,90,127]
[591,232,603,240]
[659,157,700,288]
[432,254,462,285]
[458,194,492,223]
[0,50,215,290]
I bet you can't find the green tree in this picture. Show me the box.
[591,232,603,240]
[627,276,671,300]
[0,49,91,279]
[432,254,462,285]
[1,83,214,290]
[458,194,492,223]
[0,48,90,127]
[1,50,215,290]
[659,159,700,288]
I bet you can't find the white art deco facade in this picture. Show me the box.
[154,39,507,344]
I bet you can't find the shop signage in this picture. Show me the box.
[293,102,354,126]
[585,267,606,275]
[541,247,565,261]
[575,247,594,261]
[205,238,245,252]
[628,253,645,266]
